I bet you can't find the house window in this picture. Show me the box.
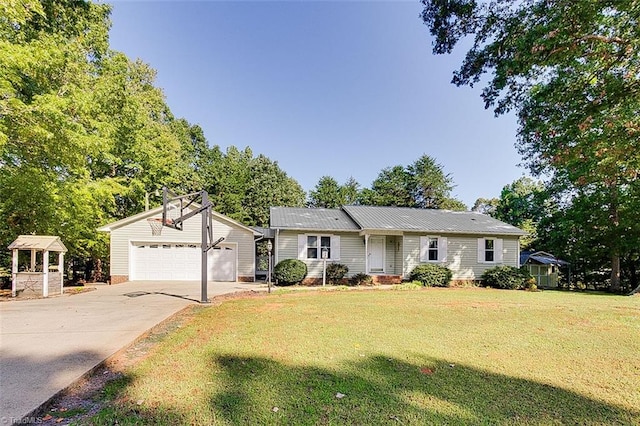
[477,237,503,264]
[306,236,331,259]
[299,234,340,261]
[428,237,438,261]
[307,236,318,259]
[485,239,495,262]
[420,236,447,263]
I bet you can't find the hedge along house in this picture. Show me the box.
[8,235,67,297]
[270,205,527,284]
[98,205,261,284]
[520,250,570,288]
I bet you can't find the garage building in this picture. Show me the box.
[98,206,261,284]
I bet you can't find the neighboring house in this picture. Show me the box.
[270,205,527,284]
[98,206,260,284]
[520,250,570,288]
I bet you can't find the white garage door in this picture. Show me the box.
[131,243,236,282]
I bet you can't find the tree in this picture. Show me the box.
[362,155,460,209]
[421,0,640,292]
[494,177,547,227]
[408,154,455,209]
[368,165,414,207]
[341,176,361,205]
[472,197,498,216]
[309,176,343,208]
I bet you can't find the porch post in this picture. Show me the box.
[11,249,18,297]
[42,250,49,297]
[364,234,369,274]
[59,252,65,294]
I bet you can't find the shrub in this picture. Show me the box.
[349,273,373,286]
[326,263,349,284]
[481,266,531,290]
[409,264,452,287]
[273,259,307,286]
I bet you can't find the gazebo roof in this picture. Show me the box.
[8,235,67,253]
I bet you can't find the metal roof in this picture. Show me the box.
[342,205,526,236]
[8,235,67,252]
[521,251,570,266]
[270,207,360,231]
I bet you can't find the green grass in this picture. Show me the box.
[91,288,639,425]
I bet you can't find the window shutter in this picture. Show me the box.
[331,235,340,260]
[298,234,306,260]
[419,236,428,262]
[495,238,503,263]
[477,238,484,263]
[439,237,448,263]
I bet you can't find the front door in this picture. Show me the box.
[369,236,385,273]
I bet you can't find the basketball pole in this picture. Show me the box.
[200,191,210,303]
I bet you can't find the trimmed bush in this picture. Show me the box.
[273,259,307,286]
[481,266,531,290]
[349,273,373,286]
[409,264,452,287]
[326,263,349,284]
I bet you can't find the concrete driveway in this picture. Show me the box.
[0,280,263,423]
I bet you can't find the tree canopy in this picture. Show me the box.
[0,0,305,276]
[362,155,466,210]
[421,0,640,292]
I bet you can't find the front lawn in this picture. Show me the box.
[92,288,639,425]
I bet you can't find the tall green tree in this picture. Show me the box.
[309,176,343,209]
[361,155,464,209]
[341,176,361,205]
[421,0,640,292]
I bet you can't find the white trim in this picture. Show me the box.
[420,236,447,263]
[477,237,503,264]
[98,204,260,236]
[299,233,340,261]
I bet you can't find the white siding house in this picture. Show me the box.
[270,206,526,284]
[98,206,260,283]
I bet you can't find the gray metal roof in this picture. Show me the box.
[270,207,360,231]
[8,235,68,252]
[342,205,526,236]
[521,251,569,266]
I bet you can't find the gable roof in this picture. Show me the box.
[270,207,360,231]
[98,205,261,236]
[8,235,67,252]
[270,205,526,236]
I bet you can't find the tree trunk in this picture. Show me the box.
[610,255,621,293]
[609,185,621,293]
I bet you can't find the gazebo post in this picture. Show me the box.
[59,252,65,294]
[11,249,18,297]
[30,249,36,271]
[42,250,49,298]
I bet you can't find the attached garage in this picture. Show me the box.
[98,206,260,284]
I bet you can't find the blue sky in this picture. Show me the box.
[107,1,527,208]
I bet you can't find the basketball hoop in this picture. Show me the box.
[147,218,164,236]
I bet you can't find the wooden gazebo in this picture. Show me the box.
[8,235,67,298]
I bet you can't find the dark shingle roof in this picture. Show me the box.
[270,207,360,231]
[342,205,526,236]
